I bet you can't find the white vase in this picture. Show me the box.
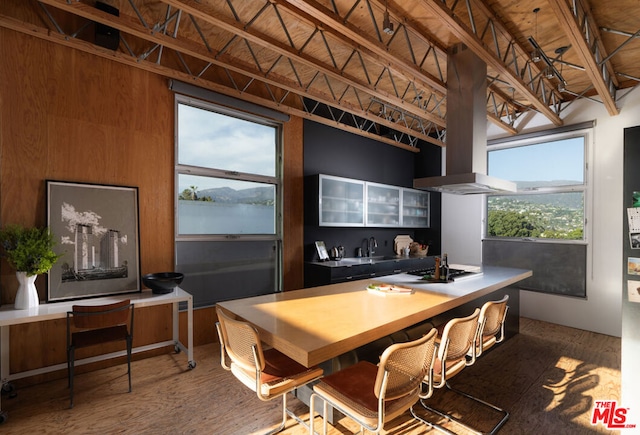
[14,271,39,310]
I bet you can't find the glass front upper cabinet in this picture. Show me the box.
[401,188,430,228]
[319,175,365,226]
[366,182,401,227]
[315,175,430,228]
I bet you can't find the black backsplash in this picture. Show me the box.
[303,120,442,261]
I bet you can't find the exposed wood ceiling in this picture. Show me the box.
[2,0,639,150]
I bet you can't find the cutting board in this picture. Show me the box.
[394,235,413,255]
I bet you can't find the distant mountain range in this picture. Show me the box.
[491,191,583,209]
[515,180,582,189]
[197,186,274,204]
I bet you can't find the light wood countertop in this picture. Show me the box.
[217,266,531,367]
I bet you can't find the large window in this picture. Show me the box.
[486,134,588,242]
[176,101,279,236]
[483,125,592,298]
[175,95,282,307]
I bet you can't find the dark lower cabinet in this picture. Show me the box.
[304,256,435,287]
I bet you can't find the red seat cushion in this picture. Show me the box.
[261,348,317,384]
[318,361,379,412]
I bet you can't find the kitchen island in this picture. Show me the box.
[217,266,531,367]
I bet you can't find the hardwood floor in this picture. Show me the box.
[1,318,620,434]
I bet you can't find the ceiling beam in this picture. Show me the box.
[33,0,440,144]
[547,0,619,115]
[420,0,563,126]
[281,0,447,95]
[0,12,428,152]
[487,113,517,135]
[36,0,525,140]
[160,0,446,127]
[285,0,523,136]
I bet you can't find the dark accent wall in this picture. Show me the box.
[483,240,586,297]
[303,120,442,262]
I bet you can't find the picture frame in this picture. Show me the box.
[315,241,329,261]
[628,257,640,275]
[46,180,141,302]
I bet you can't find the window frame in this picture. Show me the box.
[174,94,283,243]
[173,94,284,304]
[484,126,593,246]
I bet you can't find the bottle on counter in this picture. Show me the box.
[434,256,441,280]
[441,253,449,281]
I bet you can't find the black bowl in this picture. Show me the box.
[142,272,184,294]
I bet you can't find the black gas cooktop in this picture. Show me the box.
[407,267,480,281]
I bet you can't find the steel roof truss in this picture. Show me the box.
[548,0,618,115]
[422,0,563,125]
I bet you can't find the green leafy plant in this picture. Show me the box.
[0,225,62,276]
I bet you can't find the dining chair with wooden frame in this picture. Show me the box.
[66,299,134,409]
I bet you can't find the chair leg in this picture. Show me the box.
[68,347,75,409]
[263,391,320,435]
[309,392,328,435]
[410,403,456,435]
[412,381,509,435]
[444,382,509,435]
[262,393,288,435]
[126,337,132,393]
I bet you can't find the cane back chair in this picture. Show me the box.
[450,296,511,435]
[476,295,509,357]
[310,327,438,435]
[215,306,323,435]
[412,308,480,433]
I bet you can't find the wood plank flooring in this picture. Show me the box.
[0,317,620,434]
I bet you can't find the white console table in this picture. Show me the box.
[0,287,194,423]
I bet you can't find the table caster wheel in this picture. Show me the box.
[174,345,181,354]
[0,410,7,424]
[188,361,196,370]
[1,383,16,399]
[1,383,14,393]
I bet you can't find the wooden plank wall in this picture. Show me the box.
[0,27,304,384]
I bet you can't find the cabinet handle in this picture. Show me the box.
[393,269,402,273]
[369,273,376,277]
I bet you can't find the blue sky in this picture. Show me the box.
[488,137,584,183]
[177,104,277,192]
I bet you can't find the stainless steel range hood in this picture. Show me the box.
[415,172,517,195]
[414,44,516,195]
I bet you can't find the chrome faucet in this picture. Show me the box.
[368,237,377,257]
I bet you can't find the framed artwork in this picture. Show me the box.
[46,180,141,302]
[629,257,640,275]
[315,241,329,261]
